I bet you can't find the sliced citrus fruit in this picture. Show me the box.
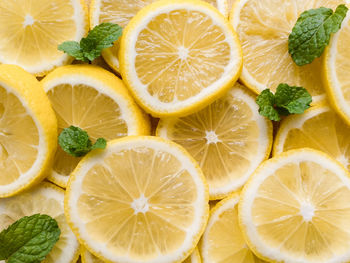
[201,193,266,263]
[157,83,272,199]
[41,65,150,188]
[274,104,350,170]
[183,248,201,263]
[65,136,209,263]
[230,0,344,99]
[90,0,230,74]
[0,182,80,263]
[0,64,57,197]
[324,11,350,124]
[239,148,350,263]
[119,0,242,117]
[0,0,88,76]
[81,247,104,263]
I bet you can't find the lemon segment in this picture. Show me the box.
[65,136,209,263]
[120,0,243,117]
[0,0,88,76]
[239,148,350,263]
[324,11,350,124]
[230,0,345,99]
[41,65,150,188]
[200,193,266,263]
[157,83,272,199]
[0,182,80,263]
[0,64,57,197]
[274,104,350,170]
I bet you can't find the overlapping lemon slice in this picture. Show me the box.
[239,148,350,263]
[0,0,88,76]
[41,65,149,188]
[0,182,80,263]
[0,64,57,197]
[65,136,209,263]
[120,0,242,117]
[157,83,272,199]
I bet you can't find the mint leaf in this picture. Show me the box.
[58,23,122,62]
[58,126,106,157]
[256,89,280,121]
[0,214,60,263]
[289,4,348,66]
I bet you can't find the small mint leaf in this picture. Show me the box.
[0,214,60,263]
[58,41,86,61]
[256,89,280,121]
[91,138,107,150]
[275,84,312,114]
[58,126,92,157]
[288,4,348,66]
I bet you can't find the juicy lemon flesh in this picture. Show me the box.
[252,161,350,262]
[334,16,350,101]
[0,185,74,263]
[0,0,78,70]
[78,146,198,261]
[280,110,350,170]
[134,9,231,103]
[236,0,343,95]
[162,91,259,191]
[47,84,128,178]
[0,86,39,185]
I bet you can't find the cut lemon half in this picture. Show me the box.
[120,0,243,117]
[0,0,88,76]
[200,193,266,263]
[0,182,80,263]
[90,0,230,74]
[157,83,272,199]
[65,136,209,263]
[274,104,350,170]
[41,65,150,188]
[0,64,57,197]
[324,11,350,124]
[230,0,344,99]
[239,148,350,263]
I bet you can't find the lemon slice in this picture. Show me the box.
[0,182,80,263]
[0,64,57,197]
[239,148,350,263]
[157,83,272,199]
[274,104,350,170]
[90,0,230,74]
[65,136,209,263]
[120,0,242,117]
[183,248,201,263]
[0,0,88,76]
[41,65,150,188]
[324,11,350,124]
[200,193,266,263]
[230,0,344,99]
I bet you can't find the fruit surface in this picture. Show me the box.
[65,136,209,263]
[0,64,57,197]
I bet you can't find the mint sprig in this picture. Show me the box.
[289,4,348,66]
[0,214,60,263]
[58,23,122,62]
[256,84,312,121]
[58,126,107,157]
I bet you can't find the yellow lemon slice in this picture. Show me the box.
[0,64,57,197]
[120,0,242,117]
[41,65,150,188]
[0,0,88,76]
[157,83,272,199]
[200,193,266,263]
[230,0,344,99]
[65,136,209,263]
[0,182,80,263]
[239,148,350,263]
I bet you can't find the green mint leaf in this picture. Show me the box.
[58,41,86,61]
[80,23,123,61]
[0,214,60,263]
[275,83,312,114]
[256,89,280,121]
[91,138,107,150]
[288,4,348,66]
